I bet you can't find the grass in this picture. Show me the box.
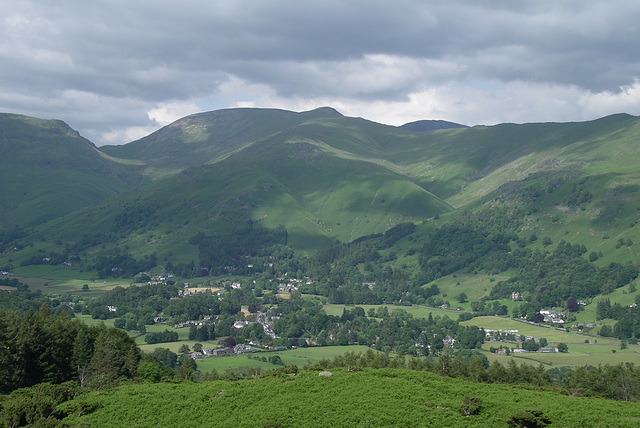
[462,316,619,344]
[6,263,134,296]
[195,345,375,374]
[74,314,116,329]
[320,302,464,321]
[461,316,640,367]
[482,342,640,368]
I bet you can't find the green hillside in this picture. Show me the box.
[99,107,344,176]
[59,368,640,427]
[28,109,457,254]
[0,113,145,230]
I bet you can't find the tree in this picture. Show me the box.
[72,328,93,387]
[522,339,540,352]
[82,284,89,291]
[193,343,203,353]
[195,324,209,342]
[138,360,164,383]
[176,356,197,380]
[178,344,190,354]
[539,338,548,348]
[88,327,140,389]
[221,337,236,348]
[151,348,177,368]
[599,325,613,337]
[532,312,544,323]
[188,324,197,341]
[557,343,568,353]
[566,298,579,312]
[457,293,468,304]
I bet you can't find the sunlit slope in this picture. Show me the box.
[379,113,640,207]
[46,133,452,252]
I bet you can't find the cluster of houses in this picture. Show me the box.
[415,333,457,350]
[494,346,559,355]
[147,273,174,286]
[570,322,597,331]
[540,309,567,324]
[486,329,562,354]
[190,343,257,360]
[485,329,520,342]
[276,275,313,293]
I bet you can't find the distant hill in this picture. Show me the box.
[0,113,145,229]
[399,119,467,131]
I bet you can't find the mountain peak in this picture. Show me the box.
[306,106,343,117]
[399,119,467,132]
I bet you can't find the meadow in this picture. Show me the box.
[10,264,130,296]
[320,302,463,320]
[195,345,375,374]
[482,341,640,368]
[460,316,640,367]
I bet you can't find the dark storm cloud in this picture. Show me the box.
[1,0,639,144]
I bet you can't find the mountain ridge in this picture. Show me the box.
[3,108,640,259]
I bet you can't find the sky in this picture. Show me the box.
[2,1,640,146]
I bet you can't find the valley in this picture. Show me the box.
[2,107,640,425]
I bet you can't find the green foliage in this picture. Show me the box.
[93,247,157,279]
[419,214,515,280]
[114,201,160,233]
[491,245,638,306]
[459,395,482,417]
[0,381,81,427]
[57,368,640,427]
[507,409,551,427]
[193,223,288,275]
[0,308,140,394]
[144,329,178,344]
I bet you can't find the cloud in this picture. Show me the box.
[147,102,202,127]
[0,1,639,144]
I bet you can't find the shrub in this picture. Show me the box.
[459,395,482,417]
[507,409,551,427]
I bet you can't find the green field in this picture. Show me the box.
[463,316,619,343]
[10,264,130,296]
[483,342,640,368]
[195,345,375,374]
[319,302,464,320]
[460,316,640,367]
[74,314,117,329]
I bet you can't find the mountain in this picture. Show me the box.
[399,119,467,131]
[39,108,455,252]
[3,108,640,270]
[0,113,146,230]
[99,107,344,177]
